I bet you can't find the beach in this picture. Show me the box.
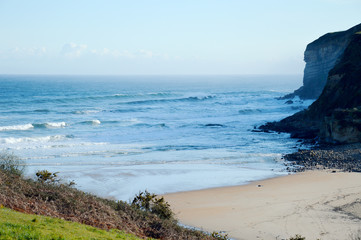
[164,170,361,240]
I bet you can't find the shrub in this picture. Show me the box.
[289,234,306,240]
[131,190,173,220]
[0,151,25,175]
[36,170,60,183]
[211,231,229,240]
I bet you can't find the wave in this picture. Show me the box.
[72,110,101,115]
[0,122,67,131]
[0,123,34,131]
[80,120,101,125]
[238,109,263,114]
[110,107,154,113]
[2,109,52,114]
[114,92,172,97]
[203,123,225,128]
[122,95,215,105]
[133,123,168,128]
[33,122,67,129]
[0,135,73,144]
[34,109,51,113]
[28,92,176,105]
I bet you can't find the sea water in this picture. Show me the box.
[0,75,312,200]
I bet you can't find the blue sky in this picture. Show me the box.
[0,0,360,75]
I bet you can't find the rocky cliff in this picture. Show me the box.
[261,30,361,144]
[283,23,361,100]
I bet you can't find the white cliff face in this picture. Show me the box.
[301,39,349,99]
[284,23,361,100]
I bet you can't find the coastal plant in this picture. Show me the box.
[0,169,216,239]
[131,190,173,220]
[36,170,60,183]
[211,231,230,240]
[289,234,306,240]
[0,151,25,176]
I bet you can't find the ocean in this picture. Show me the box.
[0,75,312,200]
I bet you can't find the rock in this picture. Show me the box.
[285,100,293,104]
[282,23,361,100]
[321,108,361,144]
[260,27,361,144]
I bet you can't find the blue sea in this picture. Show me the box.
[0,75,312,200]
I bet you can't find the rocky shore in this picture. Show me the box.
[284,143,361,172]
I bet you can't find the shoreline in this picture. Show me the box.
[163,170,361,240]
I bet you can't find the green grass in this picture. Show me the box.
[0,207,142,240]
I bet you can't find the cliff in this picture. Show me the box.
[261,30,361,144]
[283,23,361,100]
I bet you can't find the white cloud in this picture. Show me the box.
[88,47,172,60]
[61,43,87,58]
[138,49,154,58]
[9,47,47,57]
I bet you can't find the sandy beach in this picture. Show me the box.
[164,171,361,240]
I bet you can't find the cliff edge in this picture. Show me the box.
[283,23,361,100]
[261,30,361,144]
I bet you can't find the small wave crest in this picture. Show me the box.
[0,123,34,131]
[0,135,73,144]
[238,109,262,114]
[133,123,168,128]
[72,110,101,115]
[80,120,101,125]
[33,122,67,129]
[122,95,215,105]
[0,122,67,131]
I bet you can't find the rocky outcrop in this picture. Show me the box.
[283,23,361,100]
[321,109,361,143]
[261,30,361,144]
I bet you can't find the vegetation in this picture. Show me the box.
[288,235,306,240]
[211,231,229,240]
[0,151,25,176]
[0,152,217,239]
[131,190,173,220]
[0,206,142,240]
[36,170,60,184]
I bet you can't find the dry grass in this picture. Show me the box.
[0,169,215,239]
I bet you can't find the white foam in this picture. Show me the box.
[44,122,67,128]
[73,110,100,114]
[0,123,34,131]
[91,120,101,125]
[0,135,69,144]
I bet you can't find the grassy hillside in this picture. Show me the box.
[0,206,142,240]
[0,152,217,240]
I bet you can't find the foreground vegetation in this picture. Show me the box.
[0,206,141,240]
[0,152,218,239]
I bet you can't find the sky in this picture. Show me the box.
[0,0,360,75]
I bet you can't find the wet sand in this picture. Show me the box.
[164,171,361,240]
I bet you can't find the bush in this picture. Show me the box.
[211,231,229,240]
[289,234,306,240]
[131,190,173,220]
[0,151,25,175]
[36,170,60,183]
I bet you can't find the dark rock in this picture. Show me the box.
[285,100,293,104]
[284,143,361,172]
